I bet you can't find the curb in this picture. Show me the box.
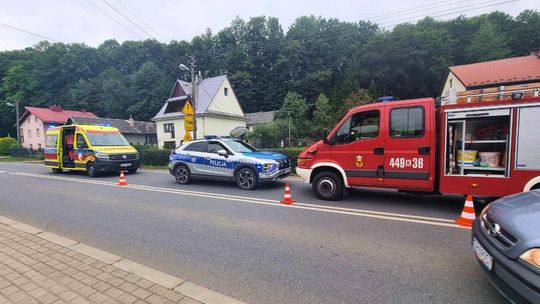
[0,214,246,304]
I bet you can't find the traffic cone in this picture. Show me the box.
[455,195,475,227]
[118,171,127,186]
[280,183,296,204]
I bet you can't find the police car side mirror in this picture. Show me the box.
[217,149,228,157]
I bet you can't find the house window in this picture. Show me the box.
[38,143,42,150]
[28,129,32,138]
[36,128,40,137]
[449,78,453,88]
[29,144,33,150]
[224,87,229,96]
[163,123,175,138]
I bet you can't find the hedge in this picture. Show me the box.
[135,146,171,166]
[0,137,17,155]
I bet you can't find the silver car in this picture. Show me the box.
[168,138,291,190]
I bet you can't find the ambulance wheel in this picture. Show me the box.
[86,162,99,177]
[236,167,257,190]
[174,165,191,184]
[52,168,62,174]
[313,171,343,200]
[128,168,137,174]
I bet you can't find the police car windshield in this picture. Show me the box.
[224,140,258,153]
[87,133,129,146]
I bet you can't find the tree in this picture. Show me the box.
[312,93,333,138]
[465,20,511,62]
[275,92,310,144]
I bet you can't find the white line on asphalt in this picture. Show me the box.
[10,172,467,229]
[0,171,7,173]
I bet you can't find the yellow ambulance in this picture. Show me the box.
[44,125,141,177]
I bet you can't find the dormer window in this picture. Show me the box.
[224,87,229,96]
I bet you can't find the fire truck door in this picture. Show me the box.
[383,104,433,190]
[329,109,384,187]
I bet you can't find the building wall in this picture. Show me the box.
[19,114,46,150]
[123,134,156,146]
[441,71,467,103]
[155,115,246,148]
[206,78,245,116]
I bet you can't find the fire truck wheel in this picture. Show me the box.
[313,171,343,200]
[174,165,192,185]
[86,162,99,177]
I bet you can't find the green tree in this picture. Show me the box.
[275,92,310,144]
[312,93,334,138]
[465,20,511,62]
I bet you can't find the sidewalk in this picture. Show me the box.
[0,215,245,304]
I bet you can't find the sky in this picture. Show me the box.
[0,0,538,51]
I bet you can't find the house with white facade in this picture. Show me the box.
[152,75,247,148]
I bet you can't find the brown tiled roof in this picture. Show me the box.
[449,55,540,88]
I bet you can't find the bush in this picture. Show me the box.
[0,137,17,155]
[135,146,170,166]
[268,147,306,173]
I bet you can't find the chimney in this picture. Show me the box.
[128,115,135,127]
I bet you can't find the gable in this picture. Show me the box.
[207,77,245,117]
[169,80,189,99]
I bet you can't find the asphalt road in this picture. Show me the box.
[0,162,505,304]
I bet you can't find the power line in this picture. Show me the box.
[0,21,60,43]
[115,0,167,41]
[82,0,143,39]
[101,0,156,39]
[368,0,459,20]
[370,0,472,22]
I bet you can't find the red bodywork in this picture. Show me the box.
[298,97,540,197]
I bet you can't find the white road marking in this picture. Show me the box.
[9,172,467,229]
[0,171,7,173]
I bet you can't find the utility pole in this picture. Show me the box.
[15,100,19,147]
[189,57,198,140]
[288,112,291,147]
[6,100,20,147]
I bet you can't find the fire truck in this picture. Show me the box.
[296,95,540,200]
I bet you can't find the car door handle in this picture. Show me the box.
[418,146,431,155]
[374,147,384,155]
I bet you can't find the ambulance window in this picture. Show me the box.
[334,110,379,144]
[76,134,88,149]
[390,107,424,138]
[184,141,208,152]
[45,134,58,148]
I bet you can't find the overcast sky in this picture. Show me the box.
[0,0,538,51]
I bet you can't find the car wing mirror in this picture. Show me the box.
[217,149,228,157]
[322,129,334,145]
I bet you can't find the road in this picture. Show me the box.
[0,162,505,304]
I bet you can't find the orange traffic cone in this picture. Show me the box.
[280,183,296,204]
[455,195,475,227]
[118,171,127,186]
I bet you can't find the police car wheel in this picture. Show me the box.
[236,168,257,190]
[174,165,191,184]
[86,162,98,177]
[313,171,343,200]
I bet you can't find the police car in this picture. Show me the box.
[168,137,291,190]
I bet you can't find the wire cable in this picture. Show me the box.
[0,21,60,43]
[115,0,167,41]
[101,0,156,39]
[82,0,143,39]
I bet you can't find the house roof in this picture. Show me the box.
[246,111,275,126]
[152,75,227,120]
[67,116,156,135]
[449,54,540,88]
[21,106,98,124]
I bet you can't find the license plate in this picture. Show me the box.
[473,238,493,271]
[120,163,131,167]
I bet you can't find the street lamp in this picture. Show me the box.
[6,101,20,147]
[179,61,197,140]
